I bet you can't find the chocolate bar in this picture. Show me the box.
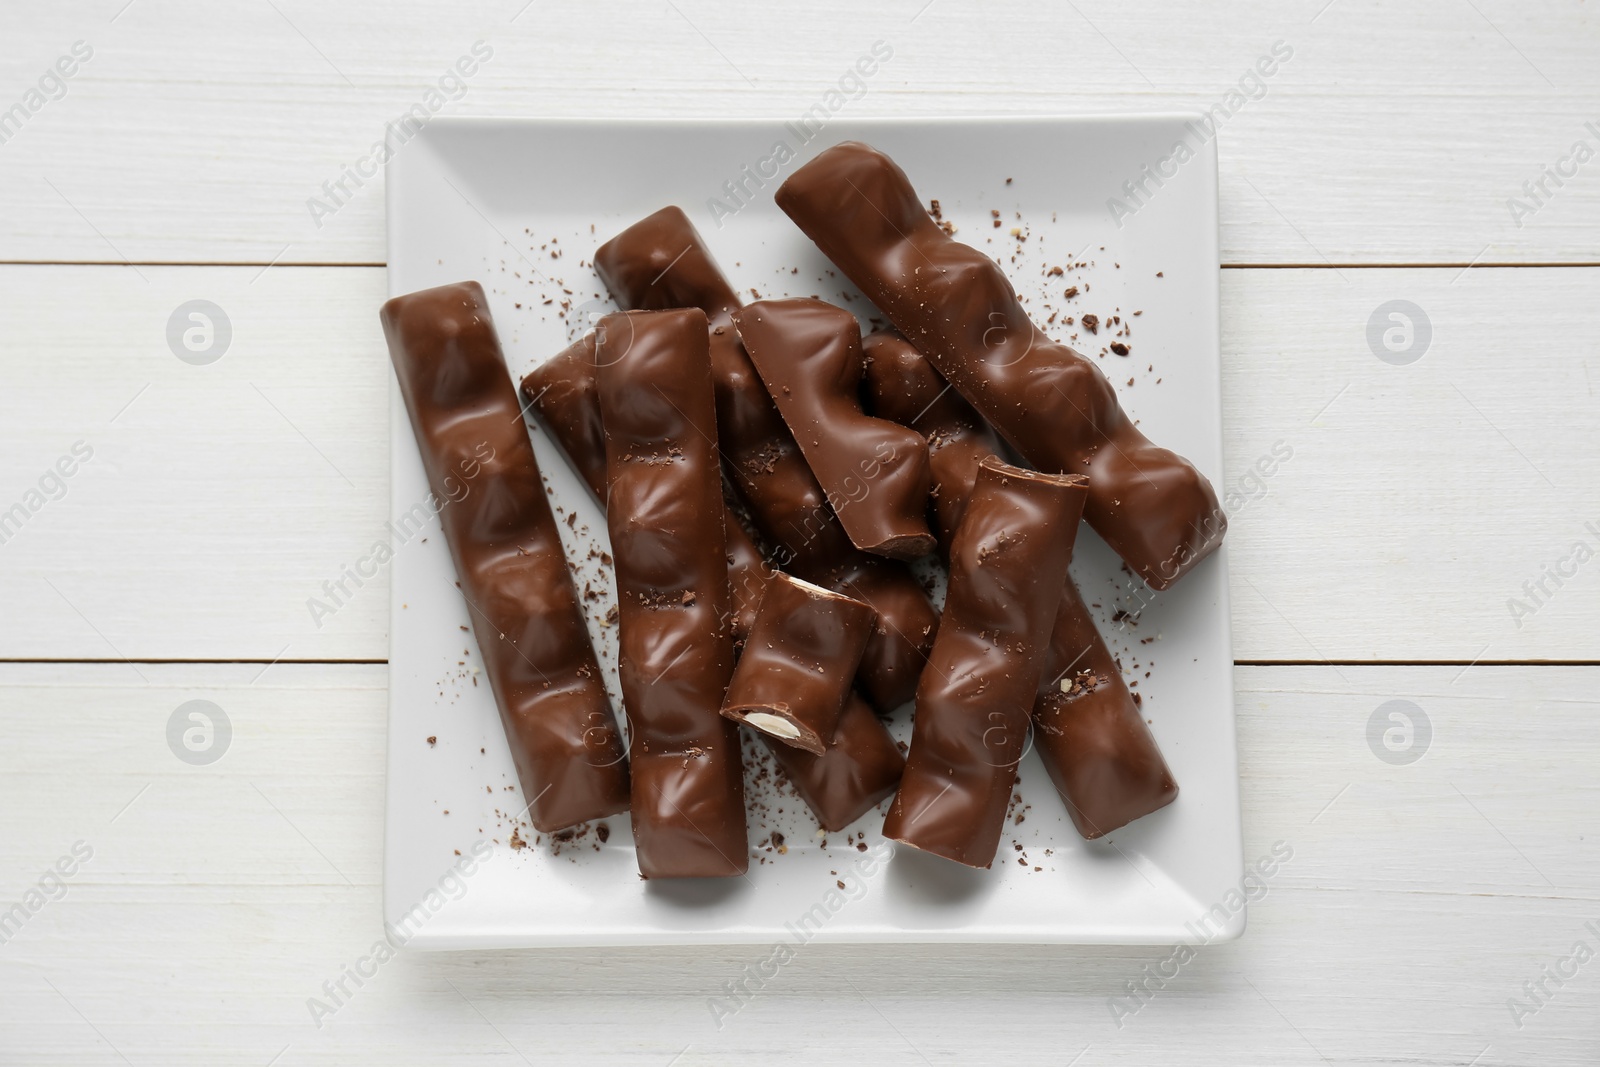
[525,334,904,833]
[521,333,769,639]
[862,329,1006,556]
[777,142,1224,590]
[1033,581,1178,839]
[595,308,747,878]
[380,281,629,833]
[593,206,938,710]
[732,299,935,560]
[865,331,1176,839]
[764,693,903,833]
[721,571,876,754]
[882,457,1087,868]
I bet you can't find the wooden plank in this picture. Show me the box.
[1220,263,1600,664]
[1,0,1597,265]
[0,663,1594,1064]
[3,263,1596,662]
[0,265,390,663]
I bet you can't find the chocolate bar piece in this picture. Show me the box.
[812,552,935,714]
[777,142,1224,590]
[380,281,629,833]
[722,508,770,646]
[862,329,1006,556]
[525,334,903,832]
[521,333,769,639]
[593,206,938,710]
[882,457,1087,868]
[732,299,936,560]
[721,572,876,755]
[765,693,903,833]
[865,331,1177,839]
[596,308,747,878]
[1034,581,1178,839]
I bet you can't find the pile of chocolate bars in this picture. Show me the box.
[380,141,1226,880]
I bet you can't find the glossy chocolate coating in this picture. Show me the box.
[380,281,629,833]
[524,333,904,833]
[882,458,1087,868]
[596,308,747,878]
[521,333,768,639]
[1033,580,1178,838]
[864,331,1177,839]
[732,299,936,560]
[721,572,876,755]
[593,206,938,711]
[765,693,903,832]
[776,142,1225,590]
[862,329,1004,556]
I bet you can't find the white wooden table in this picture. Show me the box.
[3,2,1597,1063]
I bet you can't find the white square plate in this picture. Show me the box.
[383,116,1239,947]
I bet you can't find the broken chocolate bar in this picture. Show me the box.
[1033,580,1179,839]
[733,298,935,560]
[721,571,876,754]
[765,692,904,833]
[862,329,1003,556]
